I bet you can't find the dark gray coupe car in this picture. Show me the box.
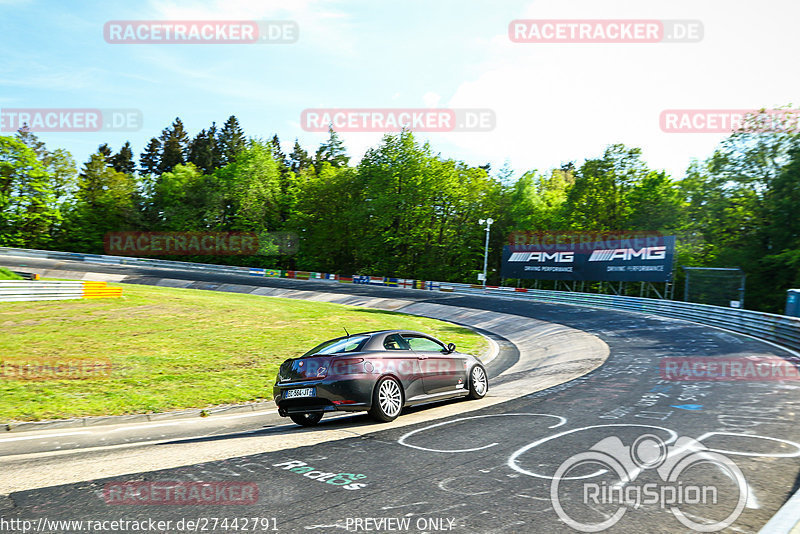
[273,329,488,425]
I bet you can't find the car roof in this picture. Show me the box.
[300,330,448,358]
[323,330,432,342]
[355,329,429,336]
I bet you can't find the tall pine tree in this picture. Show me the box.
[188,128,217,174]
[271,134,293,222]
[289,139,312,174]
[97,143,113,160]
[110,141,136,174]
[158,118,189,173]
[15,129,47,158]
[271,134,287,168]
[314,126,349,172]
[139,137,161,175]
[217,115,246,166]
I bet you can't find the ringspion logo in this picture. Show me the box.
[552,433,746,531]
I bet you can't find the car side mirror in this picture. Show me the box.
[446,342,456,353]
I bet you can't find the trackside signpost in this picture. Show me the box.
[501,235,677,282]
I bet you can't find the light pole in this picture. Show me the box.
[478,218,494,288]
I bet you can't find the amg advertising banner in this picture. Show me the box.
[501,235,676,282]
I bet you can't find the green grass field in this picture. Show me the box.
[0,267,22,280]
[0,282,487,422]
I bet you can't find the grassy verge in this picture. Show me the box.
[0,282,487,421]
[0,267,23,280]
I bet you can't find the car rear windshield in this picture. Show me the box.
[301,335,370,357]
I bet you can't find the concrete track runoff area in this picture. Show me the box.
[1,255,800,533]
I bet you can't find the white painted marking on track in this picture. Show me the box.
[398,413,566,453]
[679,511,751,533]
[438,476,502,496]
[508,424,678,480]
[0,410,275,444]
[696,431,800,458]
[0,431,88,443]
[381,502,428,510]
[693,431,800,510]
[481,335,500,365]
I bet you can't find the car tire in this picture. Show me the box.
[467,364,488,400]
[289,412,323,426]
[369,376,404,422]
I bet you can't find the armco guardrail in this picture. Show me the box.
[0,246,261,277]
[11,271,39,280]
[444,282,800,353]
[0,281,83,302]
[0,280,122,302]
[0,247,443,290]
[1,246,799,352]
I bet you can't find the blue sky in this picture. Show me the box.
[2,0,798,179]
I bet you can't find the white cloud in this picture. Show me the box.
[437,0,800,178]
[147,0,356,55]
[423,92,441,108]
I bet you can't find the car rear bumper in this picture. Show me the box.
[274,378,374,415]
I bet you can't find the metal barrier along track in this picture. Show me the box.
[0,281,84,302]
[0,281,122,302]
[444,283,800,353]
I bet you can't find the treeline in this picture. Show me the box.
[0,113,798,312]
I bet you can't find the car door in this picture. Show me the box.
[402,334,466,394]
[380,333,424,398]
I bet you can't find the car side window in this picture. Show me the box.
[342,339,363,351]
[384,334,411,350]
[402,335,445,352]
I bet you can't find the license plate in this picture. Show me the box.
[284,387,315,399]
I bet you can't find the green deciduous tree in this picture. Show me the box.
[152,163,214,231]
[289,164,359,272]
[0,136,60,247]
[4,105,797,313]
[57,151,138,252]
[353,131,501,280]
[565,144,649,230]
[15,130,77,205]
[215,140,282,232]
